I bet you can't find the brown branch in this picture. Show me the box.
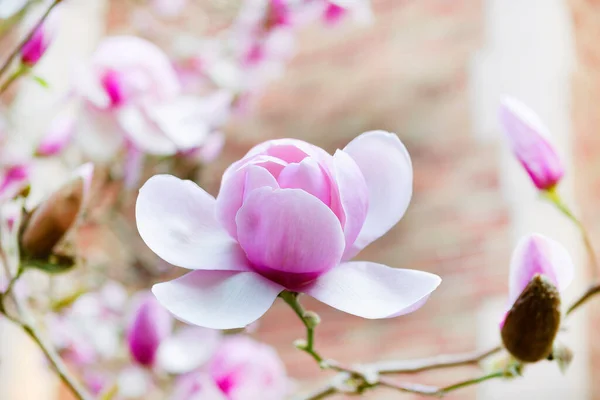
[566,283,600,316]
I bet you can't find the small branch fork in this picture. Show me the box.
[283,273,600,400]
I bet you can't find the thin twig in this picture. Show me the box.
[369,345,502,375]
[544,188,599,280]
[0,0,62,80]
[566,283,600,316]
[20,321,93,400]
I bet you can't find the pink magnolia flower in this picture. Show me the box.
[137,131,441,329]
[209,336,288,400]
[499,97,564,190]
[127,294,173,367]
[505,233,574,314]
[171,373,227,400]
[73,36,210,161]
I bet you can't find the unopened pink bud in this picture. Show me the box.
[499,97,564,190]
[21,24,52,67]
[127,294,173,367]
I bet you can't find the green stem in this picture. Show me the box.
[279,291,323,364]
[0,63,28,94]
[436,371,506,395]
[544,187,598,281]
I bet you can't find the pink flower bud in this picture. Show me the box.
[21,22,54,67]
[127,294,173,367]
[0,164,29,203]
[499,97,564,190]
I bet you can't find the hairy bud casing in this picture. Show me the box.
[501,274,561,362]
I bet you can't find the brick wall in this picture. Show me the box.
[569,0,600,399]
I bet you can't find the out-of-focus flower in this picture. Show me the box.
[20,9,60,67]
[0,164,30,203]
[0,198,24,289]
[49,281,128,365]
[156,326,221,374]
[171,373,226,400]
[151,0,188,17]
[322,0,373,25]
[208,336,288,400]
[127,294,173,367]
[137,131,441,329]
[35,113,76,156]
[72,36,211,161]
[499,97,564,191]
[20,163,93,258]
[500,233,574,362]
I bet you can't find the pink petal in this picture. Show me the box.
[330,150,368,259]
[508,233,574,305]
[304,262,441,319]
[136,175,249,271]
[277,157,331,205]
[216,156,287,238]
[343,131,413,254]
[235,187,345,288]
[243,165,279,201]
[36,113,75,156]
[152,270,283,329]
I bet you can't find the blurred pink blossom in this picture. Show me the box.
[208,336,289,400]
[137,131,441,329]
[72,36,213,161]
[499,97,564,190]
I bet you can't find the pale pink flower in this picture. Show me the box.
[499,97,564,190]
[506,233,573,312]
[73,36,210,161]
[137,131,441,329]
[208,336,288,400]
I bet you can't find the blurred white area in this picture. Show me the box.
[0,1,108,399]
[470,0,589,399]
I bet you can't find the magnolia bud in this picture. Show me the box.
[501,274,561,362]
[21,23,52,67]
[20,164,93,258]
[127,294,173,367]
[499,97,564,190]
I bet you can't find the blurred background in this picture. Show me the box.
[1,0,599,399]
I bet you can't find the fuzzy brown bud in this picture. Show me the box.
[20,176,85,258]
[501,274,561,362]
